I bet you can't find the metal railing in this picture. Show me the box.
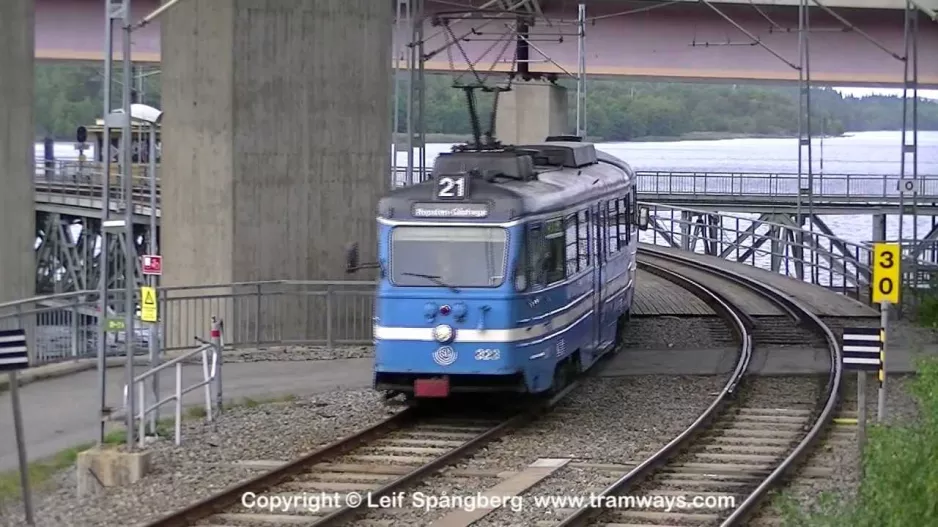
[636,171,938,202]
[33,159,938,206]
[123,329,220,447]
[641,202,938,304]
[0,280,376,368]
[641,202,873,295]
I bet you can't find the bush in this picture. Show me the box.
[781,356,938,525]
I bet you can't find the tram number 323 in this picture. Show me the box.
[475,348,501,360]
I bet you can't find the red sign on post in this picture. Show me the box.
[142,255,162,276]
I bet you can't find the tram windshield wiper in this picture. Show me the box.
[401,272,460,293]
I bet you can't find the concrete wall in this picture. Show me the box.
[161,0,392,339]
[495,82,569,145]
[0,0,36,306]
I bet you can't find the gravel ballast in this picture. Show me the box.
[753,373,922,524]
[0,389,398,527]
[354,374,731,526]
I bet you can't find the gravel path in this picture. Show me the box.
[216,345,374,363]
[351,374,731,526]
[0,389,399,527]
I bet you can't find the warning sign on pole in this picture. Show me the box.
[140,286,158,323]
[142,255,162,276]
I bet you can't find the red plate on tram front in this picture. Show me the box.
[414,377,450,397]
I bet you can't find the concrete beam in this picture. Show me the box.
[495,82,570,145]
[0,0,36,306]
[161,0,391,338]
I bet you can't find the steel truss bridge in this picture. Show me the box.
[31,160,938,298]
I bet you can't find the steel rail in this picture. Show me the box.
[552,257,755,526]
[639,247,842,526]
[142,376,580,527]
[555,247,840,526]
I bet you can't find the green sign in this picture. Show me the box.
[106,318,126,332]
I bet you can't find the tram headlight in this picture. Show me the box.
[433,324,455,343]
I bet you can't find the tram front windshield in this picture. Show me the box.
[390,226,508,288]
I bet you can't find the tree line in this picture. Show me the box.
[34,62,938,142]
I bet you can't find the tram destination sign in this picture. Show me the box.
[412,202,489,219]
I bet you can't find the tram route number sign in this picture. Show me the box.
[436,174,469,200]
[872,243,900,304]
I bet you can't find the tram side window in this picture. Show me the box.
[564,213,579,276]
[543,219,566,284]
[577,210,590,269]
[607,200,620,254]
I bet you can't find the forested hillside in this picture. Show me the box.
[35,62,938,142]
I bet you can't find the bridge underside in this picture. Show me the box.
[34,0,938,86]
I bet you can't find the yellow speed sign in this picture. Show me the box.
[872,243,900,304]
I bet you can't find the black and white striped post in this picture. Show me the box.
[0,328,34,525]
[842,326,885,461]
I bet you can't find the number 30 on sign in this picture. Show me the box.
[872,243,900,304]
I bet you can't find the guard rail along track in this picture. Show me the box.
[548,246,841,527]
[142,384,581,526]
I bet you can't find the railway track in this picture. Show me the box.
[544,247,842,527]
[142,246,840,527]
[141,387,578,527]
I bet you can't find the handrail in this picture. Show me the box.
[121,320,223,447]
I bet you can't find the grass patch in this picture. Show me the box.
[0,392,305,504]
[779,355,938,526]
[0,442,93,503]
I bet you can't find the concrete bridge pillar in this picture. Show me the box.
[0,0,35,307]
[160,0,392,342]
[495,81,569,144]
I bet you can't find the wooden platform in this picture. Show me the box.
[640,254,784,316]
[632,270,715,316]
[639,244,878,318]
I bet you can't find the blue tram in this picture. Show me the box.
[347,138,648,398]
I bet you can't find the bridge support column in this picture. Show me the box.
[161,0,392,343]
[495,81,568,144]
[0,1,35,308]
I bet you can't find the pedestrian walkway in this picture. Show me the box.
[0,359,372,472]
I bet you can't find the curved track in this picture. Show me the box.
[549,247,842,527]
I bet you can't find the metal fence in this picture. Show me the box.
[0,280,376,368]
